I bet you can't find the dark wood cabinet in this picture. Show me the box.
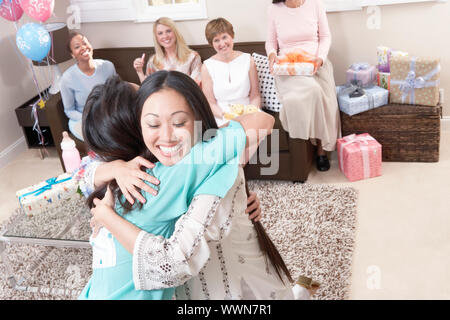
[15,94,55,150]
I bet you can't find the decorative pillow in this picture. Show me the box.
[252,53,283,112]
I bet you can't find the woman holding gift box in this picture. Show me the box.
[132,17,202,86]
[201,18,262,126]
[266,0,341,171]
[60,32,116,141]
[78,72,311,300]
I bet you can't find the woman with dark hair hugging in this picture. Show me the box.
[78,72,311,300]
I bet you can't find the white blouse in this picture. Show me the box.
[203,53,251,116]
[132,168,307,300]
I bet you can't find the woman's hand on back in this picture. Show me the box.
[90,185,115,237]
[112,156,159,205]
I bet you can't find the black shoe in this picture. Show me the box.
[316,155,330,172]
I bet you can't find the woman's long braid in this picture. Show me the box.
[244,178,293,284]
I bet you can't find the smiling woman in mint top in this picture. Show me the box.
[266,0,341,172]
[59,32,116,141]
[77,72,311,300]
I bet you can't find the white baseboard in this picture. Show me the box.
[0,137,27,169]
[442,117,450,132]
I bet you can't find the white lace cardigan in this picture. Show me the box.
[77,157,307,300]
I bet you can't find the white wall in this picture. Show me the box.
[0,17,37,153]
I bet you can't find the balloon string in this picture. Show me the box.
[29,61,44,102]
[31,102,50,157]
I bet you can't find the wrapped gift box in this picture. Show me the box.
[346,63,377,86]
[390,56,440,106]
[377,72,390,91]
[336,85,389,116]
[377,46,391,72]
[377,46,408,73]
[16,173,80,216]
[273,50,316,76]
[273,62,315,76]
[337,133,382,182]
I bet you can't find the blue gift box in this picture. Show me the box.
[336,85,389,116]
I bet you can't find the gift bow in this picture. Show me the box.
[339,134,376,179]
[349,63,374,83]
[18,176,72,201]
[340,81,367,98]
[349,62,370,71]
[390,57,440,104]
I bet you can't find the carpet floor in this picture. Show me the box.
[0,181,358,300]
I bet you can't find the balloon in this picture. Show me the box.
[20,0,54,22]
[0,0,23,22]
[16,23,51,62]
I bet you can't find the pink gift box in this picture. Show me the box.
[337,133,382,182]
[346,63,377,86]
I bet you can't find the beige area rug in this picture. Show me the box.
[0,182,358,300]
[248,181,358,300]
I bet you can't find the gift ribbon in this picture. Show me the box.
[275,62,314,75]
[18,176,72,201]
[390,57,440,104]
[339,134,375,179]
[339,82,383,111]
[349,63,374,83]
[340,81,369,98]
[350,62,370,71]
[31,99,46,146]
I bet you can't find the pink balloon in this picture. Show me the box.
[0,0,24,22]
[20,0,54,22]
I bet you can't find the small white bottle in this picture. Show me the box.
[61,131,81,173]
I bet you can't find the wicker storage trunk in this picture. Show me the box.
[341,103,442,162]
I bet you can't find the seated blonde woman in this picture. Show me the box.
[201,18,262,126]
[133,17,202,85]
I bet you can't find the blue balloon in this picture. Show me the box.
[16,23,51,62]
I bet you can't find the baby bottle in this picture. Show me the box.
[61,131,81,173]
